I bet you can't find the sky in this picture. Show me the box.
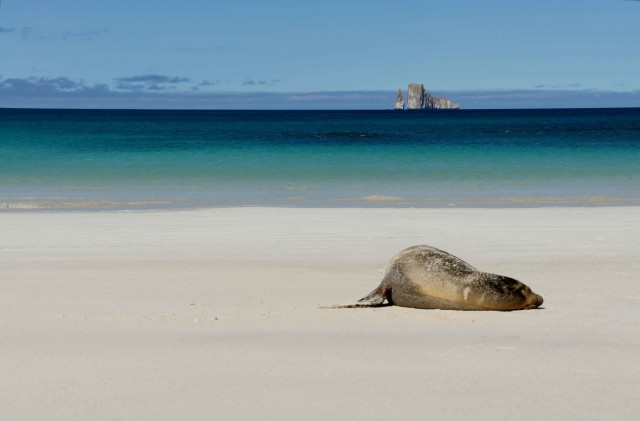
[0,0,639,109]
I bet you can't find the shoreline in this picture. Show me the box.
[3,194,640,211]
[2,206,639,420]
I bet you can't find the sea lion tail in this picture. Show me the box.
[358,286,388,306]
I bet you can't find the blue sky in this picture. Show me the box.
[1,0,639,109]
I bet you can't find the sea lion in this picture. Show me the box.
[359,245,543,311]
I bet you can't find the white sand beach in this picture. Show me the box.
[1,207,639,420]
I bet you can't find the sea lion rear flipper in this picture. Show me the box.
[358,286,389,306]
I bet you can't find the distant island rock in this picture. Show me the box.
[394,89,405,110]
[395,83,459,110]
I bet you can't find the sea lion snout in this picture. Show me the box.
[524,293,544,309]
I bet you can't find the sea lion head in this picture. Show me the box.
[495,275,544,310]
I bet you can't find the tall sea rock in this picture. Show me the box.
[406,83,424,110]
[405,83,459,110]
[394,89,405,110]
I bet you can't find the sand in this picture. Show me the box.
[1,207,639,420]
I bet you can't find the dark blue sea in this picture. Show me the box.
[1,108,639,210]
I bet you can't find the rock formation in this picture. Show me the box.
[406,83,424,110]
[432,96,459,109]
[394,89,405,110]
[397,83,459,110]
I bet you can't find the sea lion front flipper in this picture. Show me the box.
[358,286,390,306]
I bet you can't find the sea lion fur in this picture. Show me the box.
[359,245,543,311]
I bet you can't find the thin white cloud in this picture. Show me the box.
[535,83,581,89]
[116,74,189,84]
[2,26,108,41]
[114,74,190,92]
[241,79,280,87]
[60,27,109,41]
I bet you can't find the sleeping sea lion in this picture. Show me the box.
[359,245,543,311]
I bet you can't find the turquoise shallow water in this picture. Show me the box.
[1,108,639,209]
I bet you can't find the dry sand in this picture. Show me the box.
[1,207,639,420]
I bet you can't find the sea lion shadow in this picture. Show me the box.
[321,304,546,311]
[319,303,393,310]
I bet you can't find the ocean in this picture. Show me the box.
[1,108,639,210]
